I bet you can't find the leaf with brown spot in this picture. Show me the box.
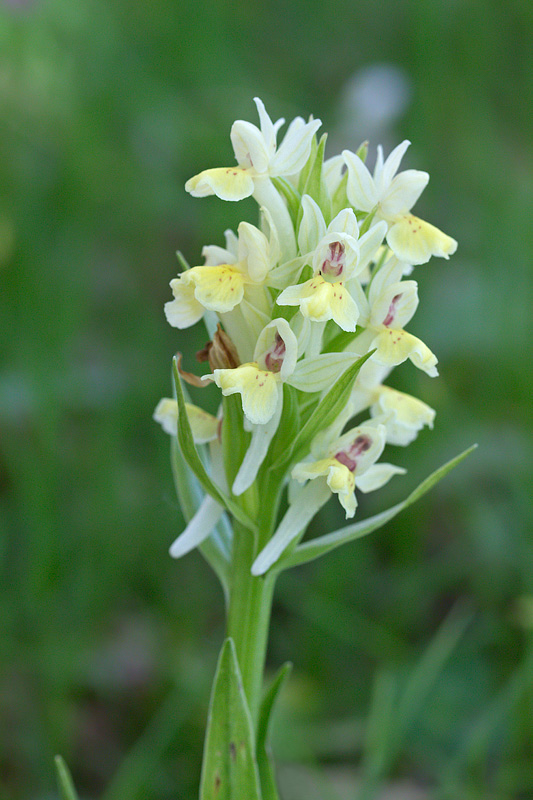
[199,639,262,800]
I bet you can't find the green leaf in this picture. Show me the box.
[271,351,374,471]
[267,385,300,466]
[54,756,79,800]
[297,133,332,225]
[277,445,478,571]
[297,132,318,195]
[172,359,257,533]
[322,325,364,354]
[357,604,473,795]
[271,177,301,228]
[200,639,262,800]
[359,669,399,784]
[101,683,200,800]
[176,250,192,271]
[221,393,251,489]
[256,663,292,800]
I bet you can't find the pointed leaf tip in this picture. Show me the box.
[55,756,79,800]
[199,638,262,800]
[276,444,477,571]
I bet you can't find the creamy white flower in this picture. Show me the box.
[164,221,274,330]
[292,422,405,518]
[153,398,219,443]
[277,196,387,331]
[343,140,457,264]
[370,386,435,446]
[185,98,321,201]
[355,257,439,376]
[185,98,322,261]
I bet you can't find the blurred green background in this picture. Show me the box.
[1,0,532,798]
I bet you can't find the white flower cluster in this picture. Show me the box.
[155,98,457,572]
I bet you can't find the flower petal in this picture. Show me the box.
[293,457,356,518]
[184,266,246,313]
[153,399,218,444]
[355,463,406,493]
[370,279,419,330]
[231,120,271,172]
[278,277,359,331]
[333,423,386,475]
[202,244,237,266]
[231,393,283,495]
[253,96,284,151]
[213,364,280,425]
[169,495,224,559]
[153,398,178,436]
[270,116,322,176]
[254,318,298,380]
[380,169,429,217]
[251,478,331,574]
[185,167,255,201]
[371,386,435,445]
[371,329,439,376]
[379,139,411,188]
[386,215,458,265]
[165,279,205,328]
[368,255,405,305]
[343,149,378,212]
[327,207,359,238]
[357,221,388,273]
[326,462,357,517]
[323,154,345,195]
[298,195,327,255]
[237,221,271,283]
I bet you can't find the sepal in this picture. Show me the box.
[169,495,225,559]
[251,479,332,575]
[170,438,232,596]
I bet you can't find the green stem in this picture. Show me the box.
[226,521,276,725]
